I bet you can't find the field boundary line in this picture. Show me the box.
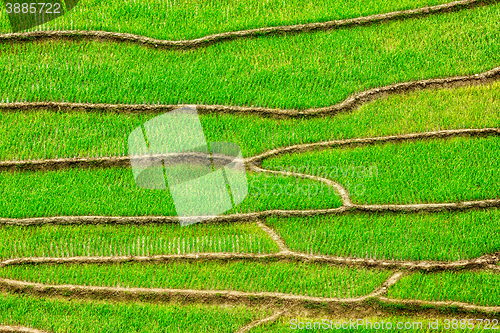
[0,67,499,118]
[378,296,500,315]
[248,127,500,162]
[371,271,404,297]
[249,164,353,207]
[2,272,499,316]
[256,220,290,252]
[1,128,499,223]
[1,198,499,225]
[1,252,498,272]
[0,0,496,50]
[2,128,497,171]
[0,326,49,333]
[0,271,402,306]
[235,309,288,333]
[0,277,389,304]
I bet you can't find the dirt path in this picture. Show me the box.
[249,164,353,207]
[0,272,401,306]
[1,128,497,172]
[0,327,48,333]
[0,0,494,51]
[1,198,499,226]
[1,271,499,317]
[0,66,499,119]
[1,252,498,272]
[247,127,500,162]
[256,220,290,252]
[235,310,288,333]
[1,195,499,226]
[3,128,495,224]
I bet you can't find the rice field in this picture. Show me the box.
[0,0,458,39]
[1,3,500,109]
[0,293,268,332]
[388,270,500,306]
[0,167,342,218]
[266,210,500,261]
[0,261,391,298]
[263,136,500,205]
[1,80,500,161]
[0,223,279,260]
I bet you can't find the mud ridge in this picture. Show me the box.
[0,0,496,51]
[249,164,352,206]
[0,327,48,333]
[1,128,499,224]
[2,272,500,316]
[0,272,401,308]
[377,297,500,316]
[0,66,499,118]
[0,152,237,172]
[235,310,288,333]
[2,128,497,172]
[256,220,290,252]
[1,252,498,272]
[1,198,499,226]
[248,128,500,162]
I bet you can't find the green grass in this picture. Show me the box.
[1,4,500,109]
[263,136,500,205]
[0,223,279,260]
[0,0,459,39]
[0,167,342,218]
[388,271,500,306]
[0,261,392,298]
[1,81,500,161]
[0,292,267,332]
[267,210,500,261]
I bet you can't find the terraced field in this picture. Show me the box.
[0,0,499,331]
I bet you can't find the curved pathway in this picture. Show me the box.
[1,272,499,316]
[0,327,48,333]
[0,128,499,225]
[0,252,498,272]
[0,0,495,50]
[1,66,499,118]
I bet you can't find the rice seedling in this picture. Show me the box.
[266,209,500,261]
[388,270,500,306]
[0,292,267,332]
[0,0,457,39]
[263,136,500,205]
[0,261,392,298]
[0,222,280,259]
[1,4,500,109]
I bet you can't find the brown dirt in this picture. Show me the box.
[1,272,499,318]
[1,251,498,272]
[235,310,288,333]
[0,0,496,52]
[0,272,400,307]
[248,128,500,162]
[256,220,290,252]
[0,152,237,172]
[0,197,498,226]
[3,128,496,173]
[0,327,48,333]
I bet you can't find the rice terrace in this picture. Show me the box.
[0,0,500,331]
